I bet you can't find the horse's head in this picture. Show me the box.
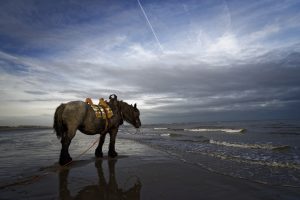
[120,102,141,128]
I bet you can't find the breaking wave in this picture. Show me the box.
[209,140,291,151]
[184,128,245,133]
[195,151,300,170]
[154,128,168,130]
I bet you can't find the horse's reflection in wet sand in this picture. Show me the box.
[59,159,141,200]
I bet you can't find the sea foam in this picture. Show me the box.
[209,140,290,150]
[184,128,245,133]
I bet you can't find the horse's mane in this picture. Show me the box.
[107,100,130,111]
[118,100,133,111]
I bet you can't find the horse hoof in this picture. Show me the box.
[59,157,72,166]
[95,151,103,158]
[108,151,118,158]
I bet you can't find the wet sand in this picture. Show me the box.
[1,139,300,200]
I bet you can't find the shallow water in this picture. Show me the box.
[0,128,135,184]
[119,120,300,187]
[0,120,300,188]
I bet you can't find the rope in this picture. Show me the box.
[61,136,100,167]
[0,136,101,190]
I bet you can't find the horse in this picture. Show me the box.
[53,94,141,165]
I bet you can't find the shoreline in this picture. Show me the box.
[0,126,52,131]
[1,138,300,200]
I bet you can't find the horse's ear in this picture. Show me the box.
[134,103,137,108]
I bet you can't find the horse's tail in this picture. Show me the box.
[53,103,66,139]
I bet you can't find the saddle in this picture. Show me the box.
[85,98,113,119]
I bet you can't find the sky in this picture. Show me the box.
[0,0,300,125]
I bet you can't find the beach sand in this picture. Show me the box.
[1,138,300,200]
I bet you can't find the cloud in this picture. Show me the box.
[24,90,48,95]
[0,0,300,125]
[2,45,300,124]
[207,33,240,55]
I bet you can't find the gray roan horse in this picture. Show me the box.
[53,94,141,165]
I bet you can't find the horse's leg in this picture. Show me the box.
[108,129,118,157]
[59,136,72,165]
[95,133,107,158]
[59,128,76,165]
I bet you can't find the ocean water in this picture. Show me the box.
[120,120,300,187]
[0,120,300,188]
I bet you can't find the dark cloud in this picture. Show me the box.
[24,90,48,95]
[1,0,300,125]
[92,52,300,122]
[31,50,299,123]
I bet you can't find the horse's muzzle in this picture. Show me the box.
[134,120,141,128]
[134,124,141,128]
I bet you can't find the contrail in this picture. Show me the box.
[137,0,164,51]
